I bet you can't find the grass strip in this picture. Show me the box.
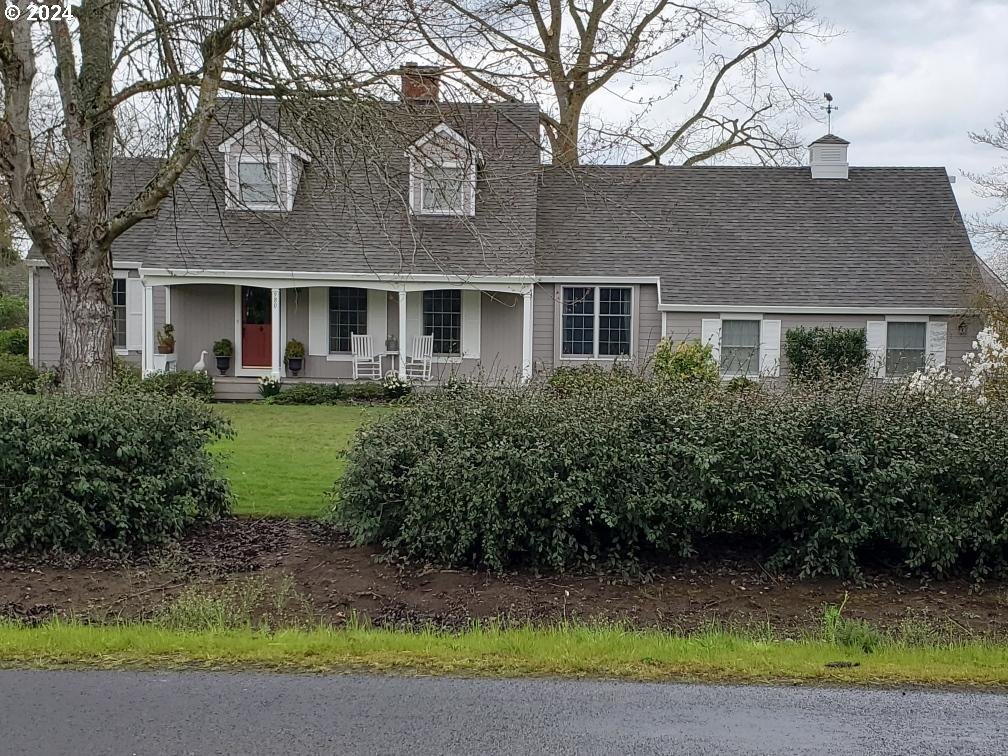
[3,620,1008,688]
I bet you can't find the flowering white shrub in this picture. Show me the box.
[257,375,282,399]
[909,326,1007,404]
[381,371,412,399]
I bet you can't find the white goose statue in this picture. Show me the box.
[193,350,208,374]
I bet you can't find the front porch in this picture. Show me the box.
[136,272,535,395]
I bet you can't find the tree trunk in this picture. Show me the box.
[54,251,116,394]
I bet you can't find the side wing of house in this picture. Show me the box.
[29,265,168,371]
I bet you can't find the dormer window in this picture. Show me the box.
[218,120,311,212]
[237,156,281,208]
[408,123,479,217]
[421,163,466,213]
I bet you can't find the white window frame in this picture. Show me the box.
[327,286,370,355]
[884,318,928,378]
[111,277,128,353]
[235,154,284,211]
[411,157,476,217]
[719,315,762,378]
[419,161,467,215]
[422,289,463,356]
[559,285,634,360]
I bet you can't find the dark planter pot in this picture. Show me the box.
[157,345,174,355]
[215,355,231,375]
[286,357,303,376]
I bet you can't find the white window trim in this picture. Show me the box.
[559,285,634,360]
[718,314,763,379]
[233,154,286,212]
[112,271,130,356]
[326,286,370,356]
[411,156,476,217]
[882,318,929,379]
[422,289,464,357]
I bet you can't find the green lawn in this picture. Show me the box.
[210,404,390,518]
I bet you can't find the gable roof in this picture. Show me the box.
[217,119,312,162]
[534,165,980,310]
[409,122,481,160]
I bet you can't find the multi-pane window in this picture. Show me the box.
[328,287,368,353]
[237,159,279,206]
[421,164,465,213]
[422,289,462,355]
[598,288,632,356]
[720,319,760,376]
[561,286,632,358]
[886,321,926,376]
[112,278,127,350]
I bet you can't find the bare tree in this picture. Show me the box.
[0,0,372,392]
[358,0,826,166]
[969,113,1008,273]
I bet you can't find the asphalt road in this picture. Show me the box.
[1,670,1006,755]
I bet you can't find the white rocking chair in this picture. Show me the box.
[404,334,434,382]
[350,333,381,380]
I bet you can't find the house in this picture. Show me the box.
[26,66,991,398]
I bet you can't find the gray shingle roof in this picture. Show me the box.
[534,165,980,309]
[810,133,850,146]
[40,102,981,312]
[103,98,542,279]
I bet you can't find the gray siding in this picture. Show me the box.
[533,283,659,371]
[662,311,981,379]
[170,284,234,371]
[531,282,554,373]
[31,267,165,370]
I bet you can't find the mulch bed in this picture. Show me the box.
[2,517,1007,635]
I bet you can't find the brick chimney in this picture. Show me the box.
[400,62,443,102]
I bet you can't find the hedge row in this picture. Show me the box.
[0,392,232,553]
[331,381,1008,578]
[268,381,397,405]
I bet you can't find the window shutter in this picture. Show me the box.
[866,320,886,378]
[367,289,388,345]
[759,319,782,377]
[926,320,948,367]
[461,289,481,358]
[308,287,329,356]
[125,278,144,351]
[405,291,422,356]
[701,318,721,363]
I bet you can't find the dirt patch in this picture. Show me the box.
[3,518,1007,635]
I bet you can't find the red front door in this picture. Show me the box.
[241,287,272,368]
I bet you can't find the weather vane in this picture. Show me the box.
[822,93,837,133]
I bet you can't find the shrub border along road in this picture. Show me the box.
[3,621,1008,688]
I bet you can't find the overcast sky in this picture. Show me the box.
[801,0,1008,229]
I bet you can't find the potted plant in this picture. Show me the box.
[156,324,176,354]
[385,333,399,352]
[284,339,305,376]
[213,338,233,375]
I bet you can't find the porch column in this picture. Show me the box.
[397,289,408,380]
[142,283,155,376]
[521,287,534,381]
[270,287,282,379]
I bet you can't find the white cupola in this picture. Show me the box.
[809,134,849,180]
